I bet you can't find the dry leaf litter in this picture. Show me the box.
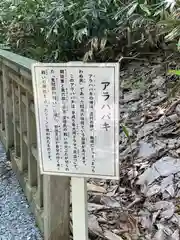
[74,58,180,240]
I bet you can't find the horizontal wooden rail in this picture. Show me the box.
[0,49,70,240]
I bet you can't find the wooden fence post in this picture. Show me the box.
[43,175,70,240]
[2,65,14,150]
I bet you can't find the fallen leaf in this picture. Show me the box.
[104,230,123,240]
[88,214,103,237]
[161,175,173,192]
[175,104,180,117]
[146,184,161,197]
[100,196,121,208]
[137,141,157,160]
[153,76,166,88]
[172,229,179,240]
[87,183,106,193]
[153,229,165,240]
[123,89,141,103]
[137,157,180,185]
[155,201,175,219]
[88,203,110,212]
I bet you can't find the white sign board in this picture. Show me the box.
[32,62,119,179]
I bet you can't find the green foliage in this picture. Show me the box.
[121,124,130,138]
[0,0,179,61]
[158,0,180,44]
[168,70,180,76]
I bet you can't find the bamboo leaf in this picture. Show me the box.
[127,3,138,16]
[168,70,180,76]
[122,124,130,138]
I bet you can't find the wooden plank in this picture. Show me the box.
[26,92,37,187]
[12,83,20,157]
[43,175,70,240]
[18,86,28,171]
[37,167,43,208]
[2,65,14,150]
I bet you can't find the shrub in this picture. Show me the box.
[0,0,179,62]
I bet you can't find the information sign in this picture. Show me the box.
[32,62,119,179]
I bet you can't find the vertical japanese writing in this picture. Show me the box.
[50,69,61,170]
[54,124,60,170]
[41,69,52,161]
[70,73,78,169]
[79,70,86,165]
[61,69,69,171]
[51,69,57,105]
[101,81,111,131]
[88,74,95,173]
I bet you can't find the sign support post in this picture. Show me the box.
[71,177,88,240]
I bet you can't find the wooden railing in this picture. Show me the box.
[0,49,70,240]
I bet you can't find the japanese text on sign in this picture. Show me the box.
[32,63,119,179]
